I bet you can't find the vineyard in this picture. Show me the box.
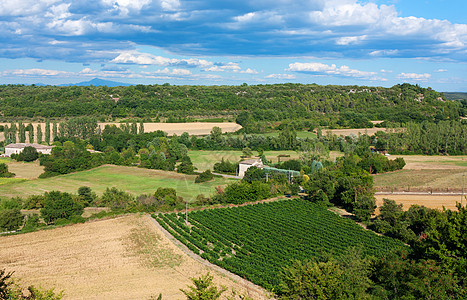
[153,199,405,292]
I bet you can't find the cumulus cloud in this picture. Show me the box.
[397,72,431,81]
[265,73,296,79]
[287,62,377,79]
[2,68,70,77]
[111,50,213,68]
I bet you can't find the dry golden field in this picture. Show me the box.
[0,122,242,142]
[374,155,466,211]
[375,194,464,211]
[325,128,384,136]
[0,214,270,300]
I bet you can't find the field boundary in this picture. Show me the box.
[146,214,273,299]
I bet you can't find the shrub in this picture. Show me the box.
[40,191,84,224]
[16,146,39,162]
[0,163,15,178]
[0,209,24,231]
[99,187,135,211]
[195,170,214,183]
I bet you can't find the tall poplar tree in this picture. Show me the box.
[36,124,42,144]
[45,120,51,145]
[28,124,34,143]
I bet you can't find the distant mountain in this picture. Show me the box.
[443,92,467,101]
[59,78,133,87]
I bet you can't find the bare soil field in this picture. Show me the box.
[325,128,385,136]
[376,194,464,211]
[0,214,270,300]
[0,122,242,142]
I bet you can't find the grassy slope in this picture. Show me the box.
[0,165,234,201]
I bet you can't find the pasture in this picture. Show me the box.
[0,214,269,299]
[0,165,234,201]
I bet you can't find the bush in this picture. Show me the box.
[16,146,39,162]
[98,187,135,211]
[0,209,24,231]
[40,191,84,224]
[213,159,238,174]
[0,163,15,178]
[195,170,214,183]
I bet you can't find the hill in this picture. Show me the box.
[59,77,132,87]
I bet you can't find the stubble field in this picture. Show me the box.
[0,214,269,299]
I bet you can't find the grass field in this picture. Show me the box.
[0,214,269,299]
[229,131,317,139]
[0,165,234,201]
[189,150,342,172]
[374,155,466,192]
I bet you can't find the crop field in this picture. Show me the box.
[376,194,464,211]
[154,199,404,292]
[0,165,233,200]
[325,127,385,136]
[0,214,268,299]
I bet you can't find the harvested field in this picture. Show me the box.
[0,122,242,142]
[4,160,44,179]
[325,128,385,136]
[0,165,233,200]
[376,194,464,211]
[0,214,269,299]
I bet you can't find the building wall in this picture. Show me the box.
[4,146,53,157]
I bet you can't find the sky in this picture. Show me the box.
[0,0,466,91]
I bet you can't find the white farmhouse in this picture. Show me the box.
[238,158,265,178]
[4,143,54,157]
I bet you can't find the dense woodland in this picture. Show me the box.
[0,83,464,132]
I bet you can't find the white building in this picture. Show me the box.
[4,143,54,157]
[238,158,265,178]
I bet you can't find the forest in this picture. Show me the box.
[0,83,464,133]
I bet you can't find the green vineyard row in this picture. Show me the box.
[152,199,405,292]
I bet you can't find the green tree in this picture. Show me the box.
[17,146,39,162]
[177,156,194,174]
[0,209,24,231]
[36,124,43,144]
[28,123,34,143]
[45,120,51,145]
[0,163,15,178]
[77,186,95,207]
[139,120,144,134]
[180,273,226,300]
[40,191,84,224]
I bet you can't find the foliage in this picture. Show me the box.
[213,158,238,174]
[195,170,214,183]
[177,155,194,174]
[77,186,96,207]
[154,200,404,292]
[0,163,15,178]
[242,166,265,183]
[40,191,84,224]
[0,209,23,231]
[180,272,227,300]
[0,269,13,299]
[15,146,39,162]
[98,187,135,211]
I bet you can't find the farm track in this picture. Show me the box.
[147,214,273,300]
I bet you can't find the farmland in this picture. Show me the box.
[154,199,405,292]
[0,214,269,299]
[0,165,233,201]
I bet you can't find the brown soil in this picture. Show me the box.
[0,215,271,299]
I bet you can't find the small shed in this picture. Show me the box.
[4,143,54,157]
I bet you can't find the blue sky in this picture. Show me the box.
[0,0,466,91]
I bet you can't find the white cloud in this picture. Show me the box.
[154,68,191,75]
[101,0,152,16]
[370,50,399,57]
[335,35,367,45]
[287,62,377,79]
[3,68,69,77]
[435,68,448,72]
[111,50,213,68]
[397,72,431,81]
[239,68,258,74]
[266,73,296,79]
